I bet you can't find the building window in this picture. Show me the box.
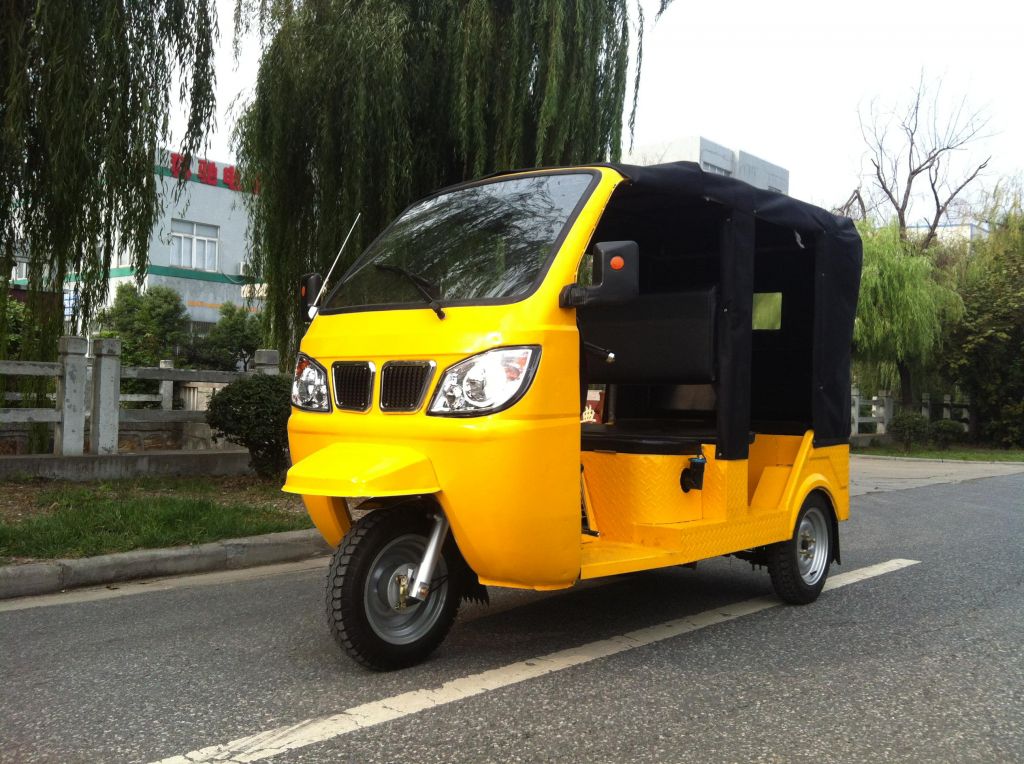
[11,261,29,281]
[701,161,732,177]
[190,320,217,338]
[170,219,219,272]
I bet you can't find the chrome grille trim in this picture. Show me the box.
[379,361,436,412]
[332,361,375,412]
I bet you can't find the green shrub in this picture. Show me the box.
[988,401,1024,448]
[206,374,292,478]
[929,419,965,450]
[889,411,929,451]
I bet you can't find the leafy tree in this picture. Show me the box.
[96,284,190,367]
[0,1,217,364]
[206,302,263,371]
[1,299,25,360]
[234,0,648,359]
[945,190,1024,445]
[853,224,962,404]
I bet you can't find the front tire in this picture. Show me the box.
[326,507,463,670]
[767,494,834,604]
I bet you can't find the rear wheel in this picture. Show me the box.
[326,507,463,670]
[766,494,833,604]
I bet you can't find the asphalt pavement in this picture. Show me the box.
[1,459,1022,763]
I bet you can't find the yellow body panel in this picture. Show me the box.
[578,434,850,580]
[301,495,351,547]
[287,167,624,590]
[286,165,852,590]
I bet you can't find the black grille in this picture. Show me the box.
[380,362,434,411]
[332,362,373,411]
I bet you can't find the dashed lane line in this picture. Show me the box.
[150,558,920,764]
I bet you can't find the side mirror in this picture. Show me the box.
[559,241,639,308]
[299,272,323,323]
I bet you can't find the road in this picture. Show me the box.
[2,457,1022,763]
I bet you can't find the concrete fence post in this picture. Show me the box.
[159,360,175,410]
[875,389,891,435]
[254,349,280,376]
[921,393,930,419]
[850,386,860,435]
[90,338,122,455]
[942,394,952,420]
[54,336,88,456]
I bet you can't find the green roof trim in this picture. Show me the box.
[147,265,244,284]
[49,265,244,285]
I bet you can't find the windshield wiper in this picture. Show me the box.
[374,264,446,320]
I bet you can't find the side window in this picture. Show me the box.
[752,292,782,330]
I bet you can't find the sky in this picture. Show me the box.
[180,0,1024,219]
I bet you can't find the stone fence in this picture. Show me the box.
[0,337,279,456]
[851,386,971,438]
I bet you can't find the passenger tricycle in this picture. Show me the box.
[284,161,863,670]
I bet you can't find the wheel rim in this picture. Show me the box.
[796,507,830,586]
[364,533,449,645]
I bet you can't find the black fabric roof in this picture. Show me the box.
[596,161,862,454]
[597,161,861,245]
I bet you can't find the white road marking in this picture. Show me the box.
[151,558,920,764]
[0,558,329,614]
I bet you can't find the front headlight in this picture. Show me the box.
[429,346,540,416]
[291,354,331,412]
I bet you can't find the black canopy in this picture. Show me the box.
[595,161,862,457]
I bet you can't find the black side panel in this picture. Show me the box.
[813,232,863,445]
[578,289,717,385]
[716,212,755,460]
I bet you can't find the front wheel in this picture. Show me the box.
[766,494,834,604]
[326,507,463,670]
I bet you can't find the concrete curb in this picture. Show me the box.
[0,529,332,600]
[0,450,253,482]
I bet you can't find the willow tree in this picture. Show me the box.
[853,224,962,405]
[0,1,217,362]
[234,0,647,359]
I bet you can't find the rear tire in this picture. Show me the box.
[767,494,833,604]
[326,507,463,670]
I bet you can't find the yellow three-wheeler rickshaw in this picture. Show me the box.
[284,161,863,670]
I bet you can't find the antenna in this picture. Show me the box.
[312,213,362,309]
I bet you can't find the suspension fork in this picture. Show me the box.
[408,511,450,602]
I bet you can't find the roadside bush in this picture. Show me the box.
[206,374,291,478]
[889,411,929,451]
[929,419,965,450]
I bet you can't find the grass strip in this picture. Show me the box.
[0,485,311,561]
[853,446,1024,462]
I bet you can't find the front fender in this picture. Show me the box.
[283,442,441,498]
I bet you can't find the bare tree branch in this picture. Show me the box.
[859,73,990,244]
[834,188,868,220]
[921,156,990,249]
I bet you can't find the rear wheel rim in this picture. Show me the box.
[796,507,829,586]
[364,533,449,645]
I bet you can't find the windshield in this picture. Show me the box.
[323,172,594,312]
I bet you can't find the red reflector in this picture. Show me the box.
[610,255,625,271]
[301,286,307,297]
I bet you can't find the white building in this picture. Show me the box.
[906,222,989,248]
[625,136,789,194]
[9,150,256,334]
